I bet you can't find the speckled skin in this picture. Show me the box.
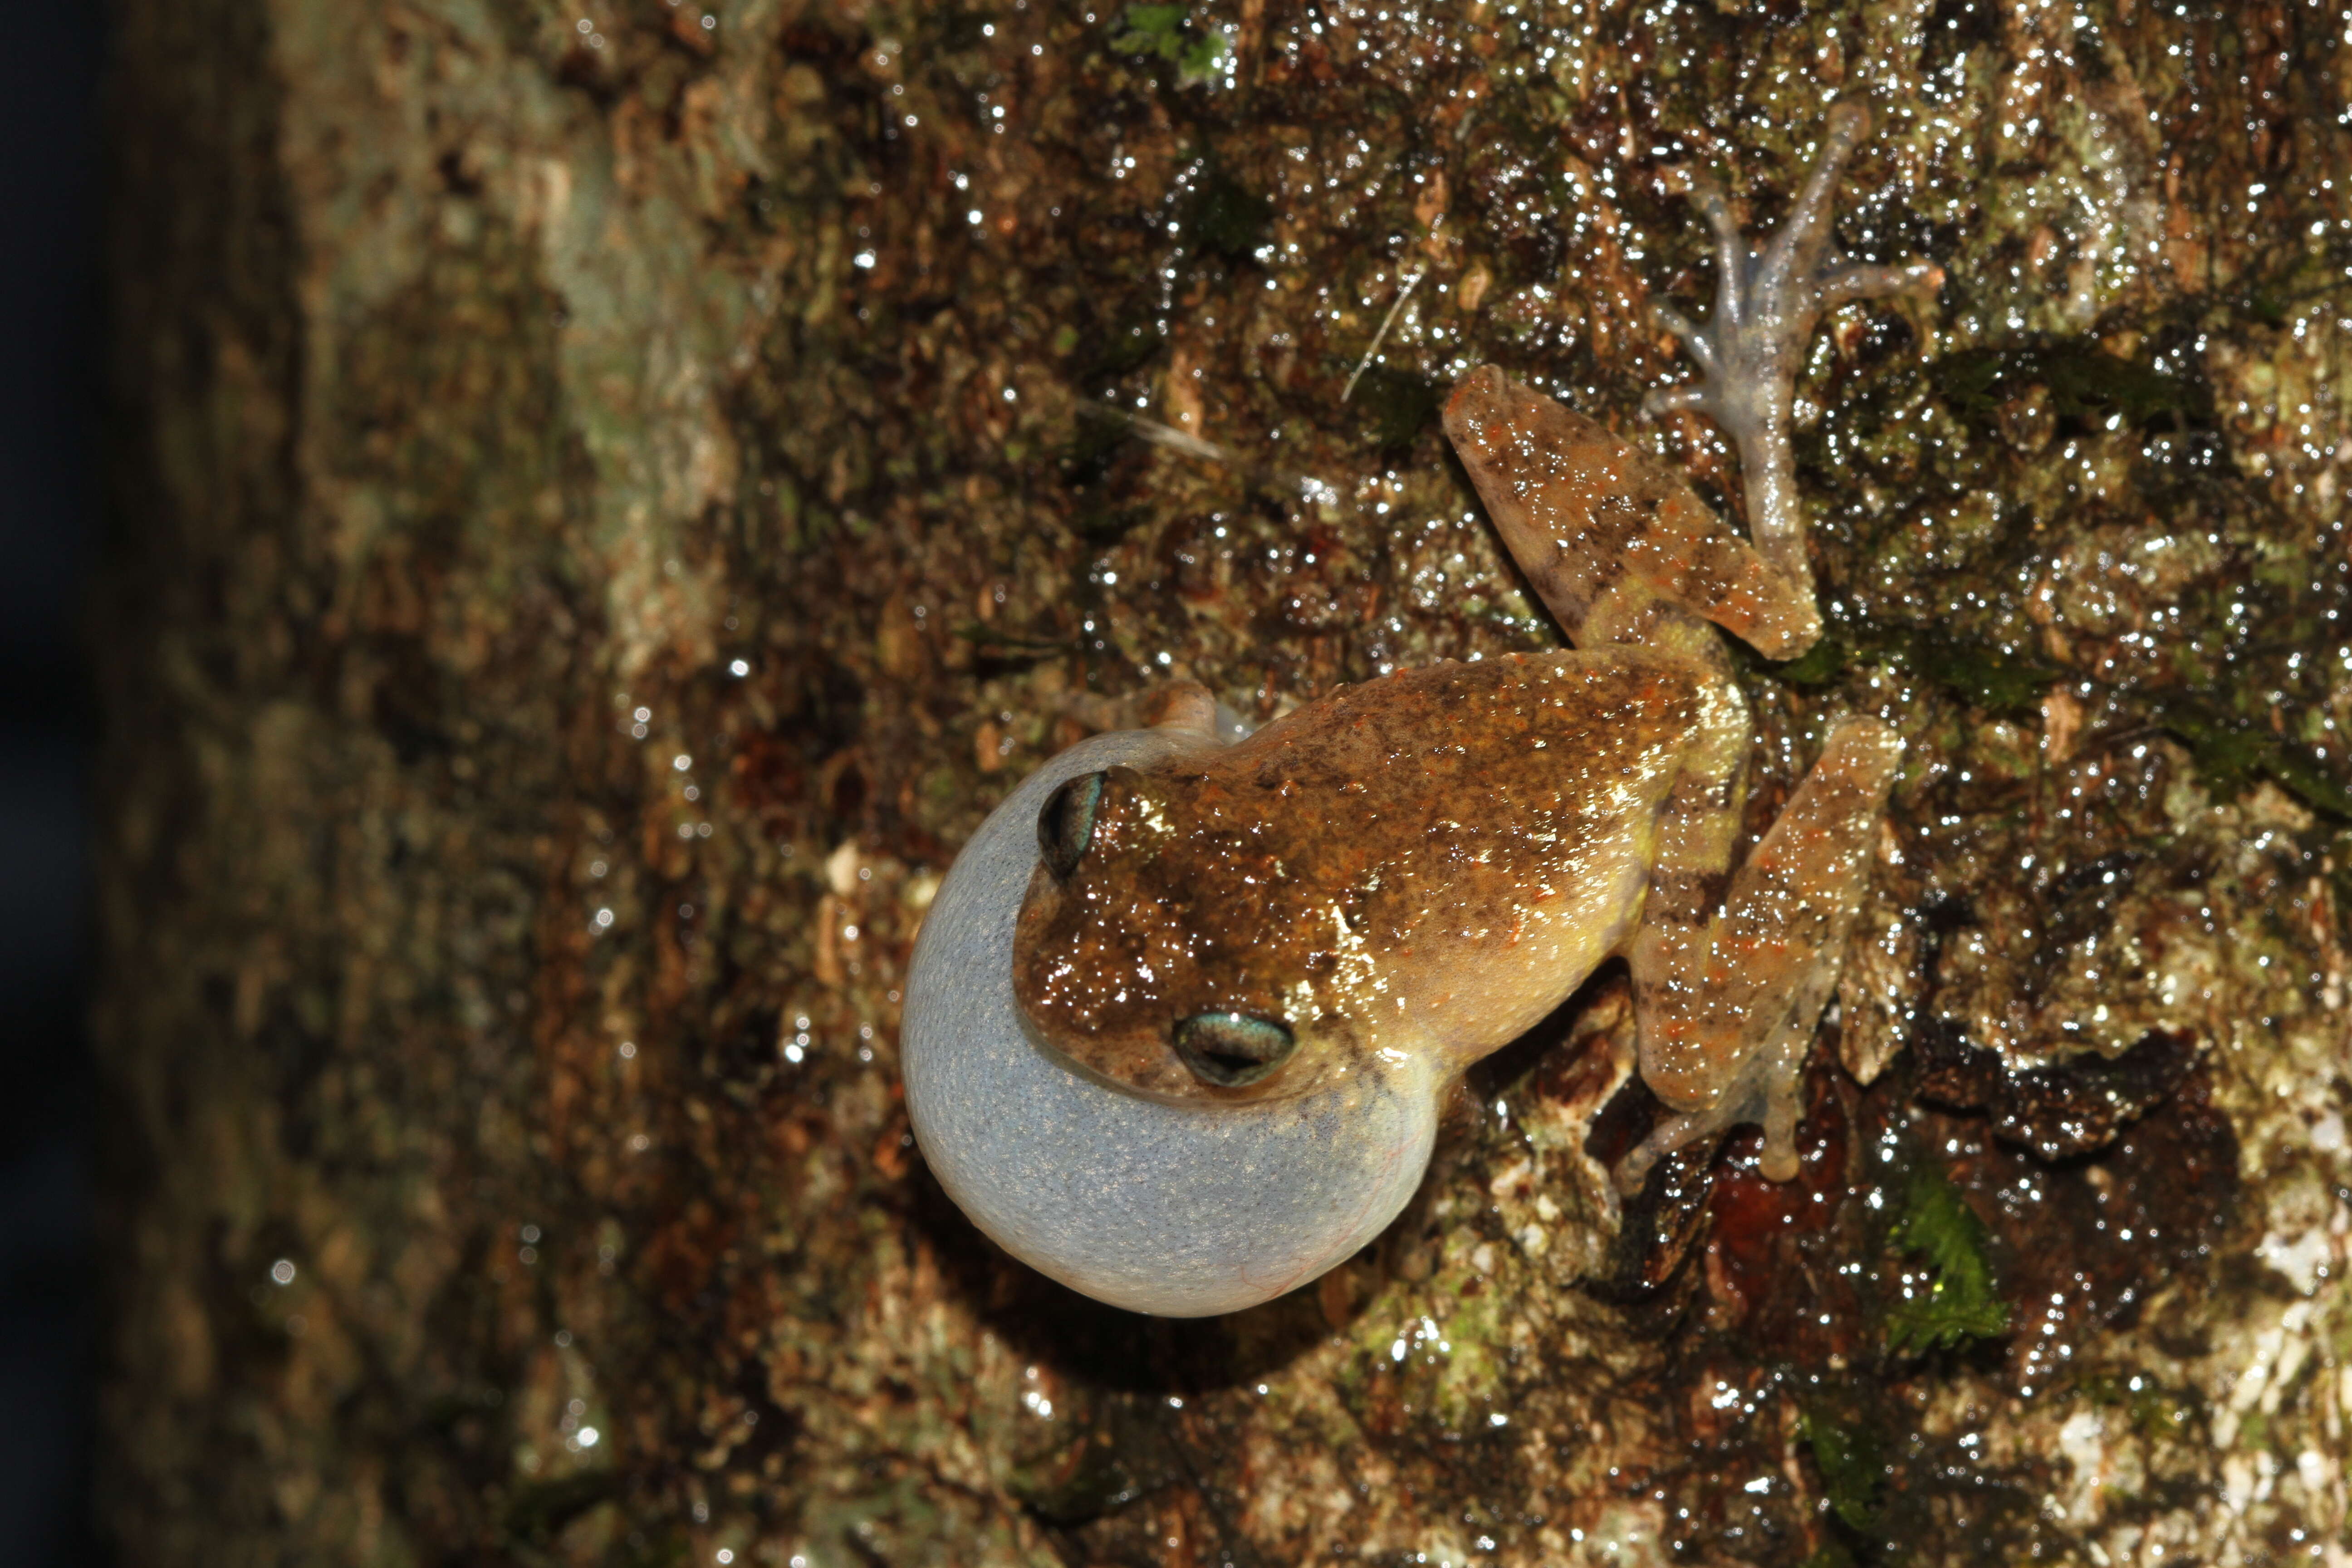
[1446,364,1915,1188]
[1014,652,1711,1103]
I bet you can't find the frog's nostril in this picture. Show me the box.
[1172,1012,1296,1087]
[1037,770,1107,879]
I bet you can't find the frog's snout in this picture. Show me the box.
[903,729,1441,1317]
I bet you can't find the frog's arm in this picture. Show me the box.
[1645,101,1941,605]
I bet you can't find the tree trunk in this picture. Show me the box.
[97,0,2352,1562]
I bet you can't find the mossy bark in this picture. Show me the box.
[98,0,2352,1563]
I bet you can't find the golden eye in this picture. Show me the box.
[1171,1012,1295,1088]
[1037,770,1106,880]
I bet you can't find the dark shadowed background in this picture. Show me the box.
[0,1,102,1563]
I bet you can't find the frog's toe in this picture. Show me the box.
[1650,303,1718,376]
[1816,259,1945,311]
[1612,1025,1811,1196]
[1650,103,1939,433]
[1613,1093,1751,1198]
[1642,381,1712,420]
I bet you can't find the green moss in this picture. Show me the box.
[2235,237,2352,328]
[1350,364,1444,453]
[953,622,1075,662]
[1934,338,2210,432]
[1008,1433,1153,1524]
[1908,636,2060,719]
[2158,701,2352,820]
[1108,5,1229,86]
[1768,628,2055,716]
[500,1472,617,1545]
[2130,1390,2195,1445]
[1772,634,1848,688]
[1081,313,1165,386]
[1799,1407,1882,1532]
[2081,1371,2201,1446]
[1820,619,2352,816]
[1058,412,1136,488]
[1884,1166,2012,1357]
[1185,166,1273,262]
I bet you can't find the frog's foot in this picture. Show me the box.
[1644,103,1942,589]
[1618,716,1905,1196]
[1615,1013,1813,1196]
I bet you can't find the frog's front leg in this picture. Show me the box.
[1645,102,1942,603]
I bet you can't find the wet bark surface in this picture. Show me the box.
[97,0,2352,1562]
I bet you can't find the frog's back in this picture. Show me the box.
[1128,649,1711,1055]
[1216,649,1705,800]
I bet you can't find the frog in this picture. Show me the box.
[901,103,1940,1315]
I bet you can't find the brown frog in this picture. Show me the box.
[1009,104,1937,1193]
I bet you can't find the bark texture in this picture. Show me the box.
[98,0,2352,1562]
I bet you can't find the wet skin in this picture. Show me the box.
[1013,105,1938,1192]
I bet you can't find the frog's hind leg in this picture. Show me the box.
[1645,102,1941,599]
[1443,369,1824,661]
[1618,716,1903,1195]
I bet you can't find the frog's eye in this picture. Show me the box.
[1037,770,1107,880]
[1172,1012,1296,1088]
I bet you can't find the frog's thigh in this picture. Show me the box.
[1624,717,1902,1189]
[1444,371,1821,659]
[1633,661,1751,950]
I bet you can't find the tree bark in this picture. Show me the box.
[98,0,2352,1562]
